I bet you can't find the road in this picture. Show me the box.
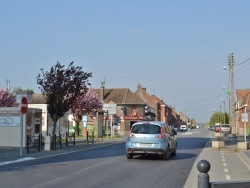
[0,128,210,188]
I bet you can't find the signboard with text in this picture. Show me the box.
[102,104,117,115]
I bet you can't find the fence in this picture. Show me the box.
[26,134,43,154]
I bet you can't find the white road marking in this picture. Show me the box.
[226,175,231,180]
[224,169,229,172]
[223,163,227,166]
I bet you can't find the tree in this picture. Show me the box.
[209,111,229,125]
[12,86,34,96]
[0,87,16,107]
[36,62,92,143]
[71,88,103,135]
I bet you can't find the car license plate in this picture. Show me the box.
[137,143,151,147]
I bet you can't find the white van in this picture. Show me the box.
[180,125,187,131]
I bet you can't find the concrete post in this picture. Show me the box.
[197,160,211,188]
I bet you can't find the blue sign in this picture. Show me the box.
[82,115,88,122]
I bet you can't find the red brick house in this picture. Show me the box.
[235,89,250,136]
[93,87,146,135]
[134,84,184,128]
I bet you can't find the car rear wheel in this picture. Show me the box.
[127,153,133,159]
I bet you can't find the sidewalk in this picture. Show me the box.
[184,137,250,188]
[0,137,125,167]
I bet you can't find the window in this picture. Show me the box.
[131,124,161,134]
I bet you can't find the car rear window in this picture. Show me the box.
[131,124,161,134]
[221,124,230,128]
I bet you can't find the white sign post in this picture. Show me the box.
[242,111,248,143]
[102,104,117,140]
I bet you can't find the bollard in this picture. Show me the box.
[197,160,210,188]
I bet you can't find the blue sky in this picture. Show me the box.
[1,1,250,123]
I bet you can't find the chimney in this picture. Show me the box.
[137,83,142,91]
[142,87,146,92]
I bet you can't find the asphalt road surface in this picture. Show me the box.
[0,128,210,188]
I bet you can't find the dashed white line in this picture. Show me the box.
[226,175,231,180]
[223,163,227,166]
[224,169,229,172]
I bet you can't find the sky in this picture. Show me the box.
[0,1,250,123]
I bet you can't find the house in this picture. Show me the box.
[235,88,250,136]
[134,83,186,128]
[93,87,146,136]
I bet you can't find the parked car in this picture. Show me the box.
[214,125,221,132]
[220,124,231,133]
[180,125,187,131]
[126,121,177,160]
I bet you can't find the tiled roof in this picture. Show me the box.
[32,88,145,105]
[93,88,145,105]
[32,94,47,104]
[151,95,165,105]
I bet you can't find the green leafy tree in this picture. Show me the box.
[37,62,92,147]
[209,111,229,125]
[12,86,34,96]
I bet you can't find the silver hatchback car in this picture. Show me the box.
[220,124,231,133]
[126,121,177,160]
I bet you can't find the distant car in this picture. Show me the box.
[168,125,177,135]
[209,125,215,131]
[126,121,177,160]
[214,125,221,132]
[180,125,187,131]
[220,124,231,133]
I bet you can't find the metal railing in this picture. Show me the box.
[66,132,75,147]
[26,134,43,154]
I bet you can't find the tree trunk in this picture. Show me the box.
[76,122,80,136]
[51,121,57,149]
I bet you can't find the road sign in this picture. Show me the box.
[242,113,248,123]
[21,97,28,114]
[102,104,117,114]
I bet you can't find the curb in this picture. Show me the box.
[238,151,250,171]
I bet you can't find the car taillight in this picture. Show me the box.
[155,133,166,138]
[129,133,136,138]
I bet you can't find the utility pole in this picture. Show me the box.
[6,79,10,92]
[229,53,236,134]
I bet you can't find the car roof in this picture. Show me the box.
[132,121,165,126]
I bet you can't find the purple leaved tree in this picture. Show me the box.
[71,88,103,135]
[0,87,16,107]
